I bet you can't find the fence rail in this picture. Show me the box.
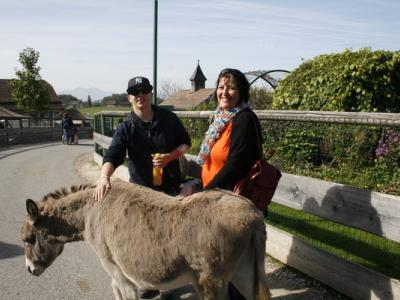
[172,110,400,126]
[93,110,400,300]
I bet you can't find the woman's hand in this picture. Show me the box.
[179,179,201,197]
[93,177,111,201]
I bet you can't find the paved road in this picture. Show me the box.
[0,140,114,300]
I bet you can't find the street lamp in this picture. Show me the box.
[153,0,158,105]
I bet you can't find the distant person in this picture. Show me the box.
[61,112,74,145]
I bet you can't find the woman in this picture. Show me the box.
[199,68,262,192]
[198,68,262,299]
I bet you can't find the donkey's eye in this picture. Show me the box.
[24,234,36,244]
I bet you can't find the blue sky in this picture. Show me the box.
[0,0,399,97]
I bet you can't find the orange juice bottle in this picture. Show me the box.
[152,153,163,186]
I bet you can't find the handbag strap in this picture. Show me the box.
[252,115,263,160]
[251,113,274,161]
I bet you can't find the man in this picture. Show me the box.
[93,76,191,299]
[94,76,191,199]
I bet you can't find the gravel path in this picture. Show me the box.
[75,152,348,300]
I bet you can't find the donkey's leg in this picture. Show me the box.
[230,240,256,300]
[193,276,229,300]
[99,257,138,300]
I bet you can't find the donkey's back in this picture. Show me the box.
[85,180,269,300]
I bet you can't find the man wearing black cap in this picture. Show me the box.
[93,75,191,198]
[93,76,190,298]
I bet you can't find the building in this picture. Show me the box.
[162,62,214,110]
[0,79,63,118]
[0,105,30,128]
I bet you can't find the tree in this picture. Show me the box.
[273,48,400,112]
[160,80,182,99]
[249,87,274,110]
[101,93,129,106]
[87,95,92,107]
[10,47,50,112]
[58,94,84,108]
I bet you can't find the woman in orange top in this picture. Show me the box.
[198,69,263,300]
[199,68,262,191]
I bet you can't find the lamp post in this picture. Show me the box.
[153,0,158,105]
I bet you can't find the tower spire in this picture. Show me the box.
[190,61,207,92]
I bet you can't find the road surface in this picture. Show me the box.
[0,140,114,300]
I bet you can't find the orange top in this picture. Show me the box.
[201,122,232,188]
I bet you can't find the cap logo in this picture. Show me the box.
[135,78,142,84]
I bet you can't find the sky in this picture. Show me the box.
[0,0,399,98]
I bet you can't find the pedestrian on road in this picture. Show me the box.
[62,112,74,145]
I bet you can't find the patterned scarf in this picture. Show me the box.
[197,104,247,165]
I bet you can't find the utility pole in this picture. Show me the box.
[153,0,158,105]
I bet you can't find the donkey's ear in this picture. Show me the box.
[26,199,39,222]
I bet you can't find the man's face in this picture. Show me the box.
[128,88,152,110]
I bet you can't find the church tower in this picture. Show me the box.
[189,60,207,92]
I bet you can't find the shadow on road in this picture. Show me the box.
[0,140,94,160]
[73,141,94,147]
[0,241,24,259]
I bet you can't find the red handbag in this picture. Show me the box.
[233,159,281,215]
[233,120,282,215]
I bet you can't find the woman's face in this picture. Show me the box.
[217,75,240,111]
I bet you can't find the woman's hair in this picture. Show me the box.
[212,68,250,104]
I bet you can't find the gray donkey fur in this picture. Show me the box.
[20,180,270,300]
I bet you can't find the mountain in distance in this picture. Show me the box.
[58,87,115,101]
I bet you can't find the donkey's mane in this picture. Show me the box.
[41,184,94,202]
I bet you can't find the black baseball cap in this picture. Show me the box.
[127,76,153,93]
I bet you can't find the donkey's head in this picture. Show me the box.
[20,199,66,276]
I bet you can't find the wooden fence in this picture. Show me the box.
[93,110,400,300]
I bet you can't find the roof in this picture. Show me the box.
[0,106,30,118]
[189,64,207,82]
[162,88,214,110]
[0,79,60,104]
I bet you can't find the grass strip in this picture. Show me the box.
[266,202,400,279]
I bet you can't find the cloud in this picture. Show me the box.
[1,0,398,92]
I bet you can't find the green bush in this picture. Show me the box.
[273,48,400,112]
[249,87,274,109]
[276,126,322,167]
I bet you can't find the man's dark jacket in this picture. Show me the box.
[103,106,191,194]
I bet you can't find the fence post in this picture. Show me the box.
[100,114,106,156]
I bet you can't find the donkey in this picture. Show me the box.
[20,180,270,300]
